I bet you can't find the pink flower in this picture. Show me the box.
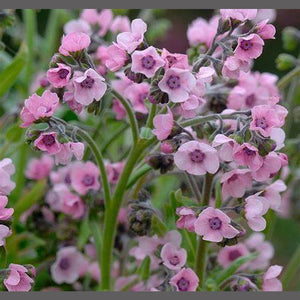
[80,9,99,25]
[221,169,252,200]
[262,265,283,291]
[152,107,174,141]
[20,90,59,128]
[97,9,113,37]
[257,19,276,40]
[131,46,165,78]
[126,82,149,114]
[176,207,197,232]
[73,68,107,105]
[245,233,274,270]
[0,224,11,246]
[161,48,189,70]
[70,161,100,195]
[220,9,258,21]
[117,18,147,53]
[197,67,215,83]
[222,56,250,79]
[55,142,85,165]
[160,242,187,270]
[187,16,218,47]
[178,94,205,119]
[235,34,264,61]
[174,141,219,176]
[47,63,71,88]
[63,90,83,114]
[0,158,16,196]
[25,154,54,180]
[110,16,131,33]
[105,161,125,184]
[34,132,62,155]
[46,183,67,212]
[51,246,87,284]
[212,134,237,162]
[158,68,196,103]
[87,262,101,282]
[169,268,199,291]
[194,207,239,242]
[112,99,126,120]
[270,128,285,151]
[61,190,85,219]
[263,180,287,211]
[105,43,127,72]
[244,194,269,231]
[250,104,288,137]
[217,243,249,268]
[3,264,34,292]
[251,152,282,182]
[0,195,14,220]
[64,19,92,35]
[59,32,91,56]
[233,143,263,171]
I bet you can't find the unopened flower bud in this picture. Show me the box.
[217,18,231,34]
[124,67,146,83]
[231,277,258,291]
[282,27,299,51]
[257,138,276,157]
[146,153,174,174]
[87,99,103,115]
[276,53,296,71]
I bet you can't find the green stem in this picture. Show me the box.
[111,90,139,145]
[277,66,300,90]
[282,245,300,290]
[145,103,157,128]
[185,172,202,204]
[101,140,147,290]
[127,164,152,189]
[194,173,214,288]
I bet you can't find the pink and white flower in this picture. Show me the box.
[0,158,16,196]
[0,224,11,246]
[161,48,189,70]
[55,142,85,165]
[235,34,264,61]
[110,16,131,33]
[176,207,197,232]
[25,154,54,180]
[59,32,91,56]
[152,107,174,141]
[217,243,249,268]
[169,268,199,291]
[47,63,72,88]
[34,132,62,155]
[0,195,14,220]
[105,43,127,72]
[263,180,287,211]
[220,9,258,21]
[212,134,237,162]
[262,265,283,291]
[160,242,187,270]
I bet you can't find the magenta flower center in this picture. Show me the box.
[58,69,70,79]
[177,277,190,291]
[42,134,56,147]
[243,147,256,156]
[209,217,222,230]
[166,55,177,67]
[81,76,95,89]
[82,174,95,186]
[59,257,70,270]
[228,173,238,183]
[255,117,268,129]
[228,249,242,261]
[141,55,156,69]
[167,75,181,89]
[245,94,256,107]
[190,149,205,163]
[240,40,253,51]
[169,255,180,266]
[64,174,71,184]
[138,92,148,103]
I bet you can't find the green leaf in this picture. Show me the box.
[152,214,167,237]
[137,255,151,281]
[0,42,28,98]
[214,252,259,287]
[13,179,47,224]
[5,123,23,143]
[0,246,7,268]
[140,127,154,140]
[77,217,91,250]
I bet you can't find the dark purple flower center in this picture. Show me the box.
[255,117,268,129]
[190,149,205,163]
[228,174,238,183]
[64,174,71,184]
[59,257,70,270]
[42,134,56,147]
[169,255,180,266]
[82,174,95,186]
[166,55,177,67]
[228,249,242,261]
[177,277,190,291]
[80,76,95,89]
[245,94,256,107]
[240,40,253,51]
[138,92,148,103]
[167,75,180,89]
[209,217,222,230]
[141,55,156,70]
[58,68,70,79]
[243,147,256,156]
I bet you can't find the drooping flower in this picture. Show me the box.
[262,265,283,291]
[61,190,85,219]
[0,195,14,220]
[117,18,147,53]
[25,154,54,180]
[152,107,174,141]
[217,243,250,268]
[51,246,87,284]
[222,56,250,79]
[112,99,126,120]
[194,207,239,242]
[47,63,72,88]
[20,90,59,128]
[54,142,85,165]
[131,46,165,78]
[263,179,287,211]
[126,82,150,114]
[220,9,258,21]
[34,132,62,155]
[169,268,199,292]
[73,68,107,105]
[80,9,99,25]
[176,207,197,232]
[105,161,125,184]
[70,161,100,195]
[257,19,276,40]
[0,224,11,246]
[105,43,128,72]
[158,68,196,103]
[160,242,187,270]
[235,34,264,61]
[59,32,91,56]
[174,141,219,176]
[3,264,35,292]
[161,48,189,70]
[212,134,237,162]
[0,158,16,196]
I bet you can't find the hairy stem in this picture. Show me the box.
[277,66,300,90]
